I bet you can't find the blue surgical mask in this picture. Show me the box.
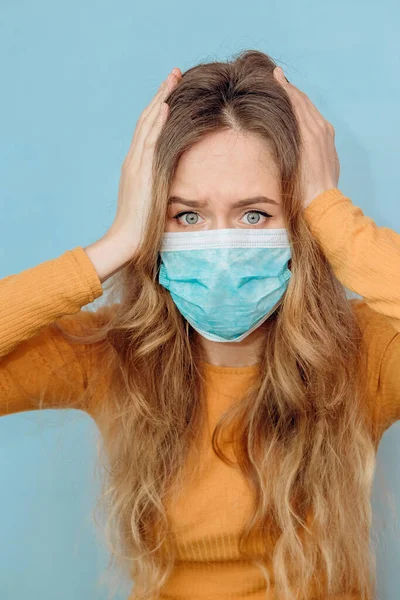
[158,228,292,343]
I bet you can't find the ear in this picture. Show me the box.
[288,259,292,271]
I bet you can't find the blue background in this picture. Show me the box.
[1,0,399,598]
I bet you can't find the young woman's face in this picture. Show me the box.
[165,129,286,232]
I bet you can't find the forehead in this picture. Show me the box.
[170,130,280,201]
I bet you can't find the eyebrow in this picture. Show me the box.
[167,195,279,208]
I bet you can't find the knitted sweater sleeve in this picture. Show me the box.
[0,247,104,416]
[303,188,400,437]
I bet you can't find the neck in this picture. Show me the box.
[195,323,267,368]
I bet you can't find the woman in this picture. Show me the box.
[1,50,399,600]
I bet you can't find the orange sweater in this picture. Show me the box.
[1,188,400,600]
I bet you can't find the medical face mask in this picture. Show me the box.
[158,228,292,343]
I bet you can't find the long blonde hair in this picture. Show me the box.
[49,49,379,599]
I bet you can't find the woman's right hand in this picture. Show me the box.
[84,67,182,284]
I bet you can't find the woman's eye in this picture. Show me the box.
[242,210,272,225]
[173,211,201,226]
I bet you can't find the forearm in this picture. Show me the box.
[84,235,137,284]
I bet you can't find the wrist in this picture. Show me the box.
[84,235,137,284]
[304,184,338,209]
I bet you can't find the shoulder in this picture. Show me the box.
[349,298,398,350]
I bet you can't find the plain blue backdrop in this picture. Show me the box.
[1,0,399,598]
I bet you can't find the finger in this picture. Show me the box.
[144,101,170,150]
[142,73,179,124]
[273,67,325,131]
[132,69,181,148]
[285,80,326,128]
[273,68,312,115]
[143,68,181,120]
[296,92,326,129]
[133,74,179,153]
[139,72,180,133]
[140,75,174,121]
[128,73,180,164]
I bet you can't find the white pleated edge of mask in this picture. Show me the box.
[160,228,291,251]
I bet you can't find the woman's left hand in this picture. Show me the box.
[273,66,340,210]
